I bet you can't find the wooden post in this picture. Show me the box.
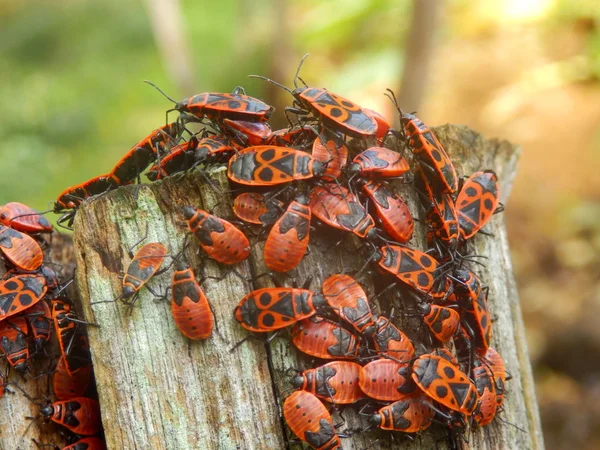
[28,125,542,449]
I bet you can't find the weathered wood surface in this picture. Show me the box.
[64,124,543,449]
[0,234,79,450]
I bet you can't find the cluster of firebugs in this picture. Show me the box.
[0,56,509,449]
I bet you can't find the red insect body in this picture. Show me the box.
[311,134,348,180]
[109,122,183,185]
[235,288,324,332]
[232,193,283,226]
[223,119,272,145]
[0,225,44,271]
[363,108,391,139]
[40,397,102,435]
[309,184,376,239]
[483,347,507,408]
[418,303,460,343]
[414,167,459,249]
[0,274,47,320]
[227,146,323,186]
[411,354,480,415]
[292,317,360,360]
[122,243,167,300]
[0,315,29,372]
[292,361,363,404]
[399,111,458,194]
[0,202,52,234]
[294,87,377,138]
[63,437,107,450]
[175,92,273,123]
[321,274,375,335]
[53,355,92,400]
[349,147,410,178]
[184,207,250,265]
[171,263,214,340]
[452,270,492,355]
[52,299,91,376]
[54,174,116,228]
[283,390,341,450]
[456,170,500,239]
[472,358,498,426]
[361,180,414,243]
[376,245,448,298]
[370,394,435,433]
[267,126,316,148]
[24,300,52,348]
[263,196,311,272]
[359,359,416,401]
[146,140,200,181]
[371,315,415,362]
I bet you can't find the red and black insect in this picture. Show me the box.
[363,108,391,140]
[456,170,500,240]
[62,437,107,450]
[146,139,200,181]
[171,262,214,340]
[0,274,47,320]
[235,285,326,332]
[359,358,416,401]
[483,346,507,408]
[411,353,480,415]
[147,135,236,181]
[414,167,459,250]
[309,184,376,239]
[24,300,52,350]
[292,317,360,360]
[183,207,250,265]
[283,390,341,450]
[369,394,435,433]
[52,299,91,376]
[291,361,363,404]
[371,315,415,362]
[0,315,30,372]
[0,202,53,234]
[54,174,116,228]
[388,90,458,194]
[311,133,348,180]
[264,195,311,272]
[227,146,324,186]
[146,81,274,124]
[375,245,449,298]
[252,56,378,139]
[120,242,168,302]
[348,147,410,179]
[451,269,492,355]
[471,357,498,426]
[267,125,317,148]
[417,302,460,344]
[40,397,102,435]
[108,122,183,186]
[232,192,283,226]
[361,180,414,243]
[321,274,375,335]
[222,118,272,146]
[0,224,44,271]
[53,354,92,400]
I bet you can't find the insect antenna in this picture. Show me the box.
[247,75,294,95]
[144,80,178,104]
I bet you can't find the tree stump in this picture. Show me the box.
[16,124,543,449]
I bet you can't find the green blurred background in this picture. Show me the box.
[1,0,599,448]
